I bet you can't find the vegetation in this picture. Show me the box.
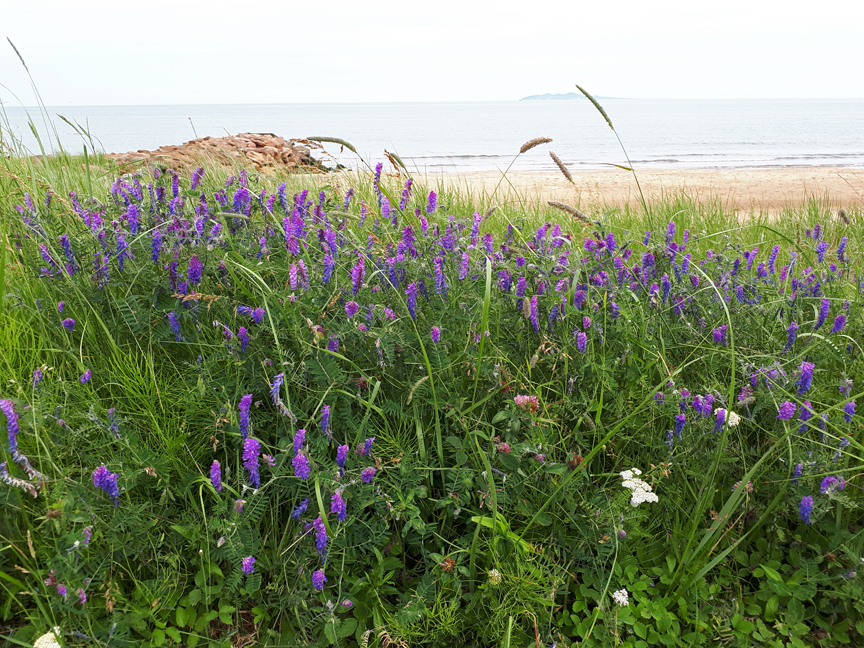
[0,103,862,648]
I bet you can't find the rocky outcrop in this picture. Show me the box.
[106,133,328,173]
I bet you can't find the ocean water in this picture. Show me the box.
[2,98,863,173]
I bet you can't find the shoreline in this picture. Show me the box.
[416,165,864,212]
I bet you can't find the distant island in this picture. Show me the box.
[520,92,615,101]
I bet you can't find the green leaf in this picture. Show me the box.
[760,564,783,582]
[498,452,520,471]
[338,618,358,638]
[151,629,165,646]
[165,627,181,643]
[324,619,338,644]
[175,607,187,628]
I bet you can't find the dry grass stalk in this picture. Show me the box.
[547,201,590,224]
[519,137,553,154]
[483,205,497,220]
[549,151,574,184]
[837,209,850,225]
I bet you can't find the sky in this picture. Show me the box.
[2,0,863,106]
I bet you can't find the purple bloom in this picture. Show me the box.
[291,498,309,519]
[815,240,829,263]
[191,167,205,190]
[843,401,856,423]
[167,311,182,342]
[576,331,587,353]
[238,327,250,353]
[312,569,327,591]
[712,325,727,346]
[233,499,246,513]
[82,526,91,546]
[241,556,255,574]
[313,516,327,560]
[80,369,92,385]
[426,191,437,214]
[796,362,815,395]
[2,399,20,456]
[654,392,665,404]
[674,414,686,437]
[293,451,311,480]
[336,444,349,469]
[361,467,376,483]
[345,301,359,318]
[327,336,339,353]
[321,405,331,440]
[342,600,353,608]
[405,283,418,320]
[238,394,253,439]
[293,429,306,454]
[210,460,222,492]
[331,492,347,522]
[529,295,539,332]
[814,298,830,330]
[798,496,813,524]
[777,401,797,420]
[363,437,375,455]
[270,373,284,405]
[242,437,261,488]
[431,326,441,343]
[820,475,845,494]
[783,321,798,353]
[582,316,591,329]
[714,408,726,433]
[31,369,42,388]
[187,255,203,284]
[92,465,120,506]
[351,258,365,295]
[62,318,75,331]
[77,588,87,605]
[831,314,846,333]
[792,463,803,484]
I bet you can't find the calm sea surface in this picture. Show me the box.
[3,99,863,172]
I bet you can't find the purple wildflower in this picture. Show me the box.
[363,437,375,455]
[312,569,327,591]
[62,318,75,331]
[187,255,203,284]
[312,516,327,560]
[831,314,846,333]
[342,600,353,608]
[583,316,591,329]
[361,467,376,483]
[814,298,830,330]
[674,414,686,437]
[712,325,727,346]
[777,401,797,420]
[576,331,587,353]
[92,465,120,506]
[2,399,20,456]
[238,394,253,439]
[293,428,306,454]
[331,492,347,522]
[80,369,92,385]
[351,258,365,295]
[792,463,803,484]
[798,496,813,524]
[426,191,437,214]
[336,444,349,469]
[82,526,91,546]
[844,400,856,423]
[345,301,359,318]
[327,336,339,353]
[291,498,309,519]
[167,311,182,341]
[234,499,245,513]
[529,295,539,332]
[815,240,829,263]
[405,283,418,320]
[241,556,255,575]
[31,369,43,388]
[242,437,261,488]
[191,167,205,190]
[796,362,815,395]
[270,373,284,407]
[820,475,845,494]
[210,460,222,492]
[293,451,311,480]
[238,327,250,353]
[431,326,441,343]
[714,408,726,433]
[783,321,798,353]
[321,405,331,440]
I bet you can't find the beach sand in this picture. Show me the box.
[426,166,864,213]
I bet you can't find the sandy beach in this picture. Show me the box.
[427,166,864,213]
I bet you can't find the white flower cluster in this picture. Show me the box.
[714,407,742,427]
[612,588,629,607]
[620,468,659,507]
[33,628,62,648]
[487,569,502,586]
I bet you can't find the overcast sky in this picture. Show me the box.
[2,0,863,106]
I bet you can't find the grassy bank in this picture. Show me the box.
[0,144,862,648]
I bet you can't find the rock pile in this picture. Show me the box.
[106,133,327,173]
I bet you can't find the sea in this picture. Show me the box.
[2,98,863,173]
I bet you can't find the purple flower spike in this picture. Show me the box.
[843,400,856,423]
[241,556,256,574]
[336,444,349,469]
[291,498,309,519]
[2,399,20,456]
[187,255,203,284]
[293,451,311,480]
[796,362,815,395]
[361,467,376,483]
[293,428,306,454]
[426,191,437,214]
[431,326,441,343]
[831,314,846,333]
[798,496,813,524]
[321,405,331,440]
[210,460,222,492]
[92,465,120,506]
[777,401,797,420]
[242,437,261,488]
[312,516,327,560]
[820,475,845,494]
[270,373,284,405]
[345,301,359,318]
[576,331,587,353]
[312,569,327,591]
[62,318,75,331]
[80,369,92,385]
[238,394,253,439]
[167,311,182,341]
[331,491,347,522]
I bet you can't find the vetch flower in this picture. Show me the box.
[843,400,856,423]
[361,467,376,483]
[796,361,815,395]
[312,516,327,560]
[341,600,353,608]
[777,401,797,420]
[238,327,250,353]
[312,569,327,591]
[291,498,309,519]
[167,311,182,341]
[814,298,830,330]
[238,394,253,439]
[798,496,813,524]
[2,399,20,456]
[331,492,347,522]
[820,476,845,494]
[783,321,798,353]
[210,460,222,492]
[336,444,349,469]
[241,556,256,574]
[293,428,306,454]
[713,408,726,432]
[363,437,375,455]
[792,463,803,484]
[831,314,846,333]
[321,405,331,441]
[242,437,261,488]
[293,451,311,480]
[430,326,441,343]
[92,465,120,506]
[80,369,92,385]
[61,318,75,331]
[234,499,246,513]
[345,301,359,318]
[712,325,727,346]
[576,331,587,353]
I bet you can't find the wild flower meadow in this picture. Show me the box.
[0,153,862,648]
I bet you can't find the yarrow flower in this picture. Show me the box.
[312,569,327,591]
[241,556,255,574]
[92,465,120,506]
[210,460,222,491]
[620,469,659,507]
[612,589,629,607]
